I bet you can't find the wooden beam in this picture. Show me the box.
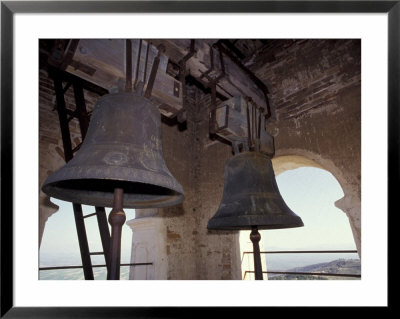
[149,39,268,110]
[63,39,183,118]
[215,96,274,156]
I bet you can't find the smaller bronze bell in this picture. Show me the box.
[207,151,303,230]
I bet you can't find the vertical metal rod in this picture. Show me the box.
[232,141,240,155]
[134,39,142,89]
[73,203,94,280]
[52,74,73,162]
[255,106,261,152]
[209,81,217,135]
[125,39,132,92]
[177,39,195,120]
[246,102,252,149]
[250,225,263,280]
[209,45,214,71]
[252,104,256,146]
[95,206,111,279]
[72,79,89,140]
[108,188,126,280]
[144,50,161,99]
[178,62,187,122]
[218,47,225,75]
[143,41,150,84]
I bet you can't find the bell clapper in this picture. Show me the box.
[250,225,263,280]
[108,188,126,280]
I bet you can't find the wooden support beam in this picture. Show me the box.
[149,39,268,111]
[215,96,274,156]
[63,39,183,118]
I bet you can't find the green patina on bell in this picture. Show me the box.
[42,92,184,209]
[207,151,303,230]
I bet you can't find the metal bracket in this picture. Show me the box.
[144,44,165,99]
[202,45,226,136]
[174,40,196,122]
[215,104,230,132]
[173,81,180,97]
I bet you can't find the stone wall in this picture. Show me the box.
[251,39,362,255]
[156,89,241,280]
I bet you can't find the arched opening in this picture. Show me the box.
[240,155,361,280]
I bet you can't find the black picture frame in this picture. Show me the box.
[1,1,396,317]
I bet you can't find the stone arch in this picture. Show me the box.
[271,149,361,257]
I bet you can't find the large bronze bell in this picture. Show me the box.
[42,91,184,209]
[207,151,303,230]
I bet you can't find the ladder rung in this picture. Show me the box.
[89,252,105,255]
[83,212,98,218]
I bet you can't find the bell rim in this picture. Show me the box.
[43,162,184,191]
[207,214,304,230]
[42,180,185,209]
[42,163,185,209]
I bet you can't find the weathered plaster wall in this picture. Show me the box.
[157,90,241,280]
[252,39,361,255]
[126,216,168,280]
[192,94,241,280]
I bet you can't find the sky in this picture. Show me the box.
[39,202,136,267]
[262,166,355,251]
[39,166,358,276]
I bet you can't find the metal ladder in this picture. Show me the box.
[50,67,111,280]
